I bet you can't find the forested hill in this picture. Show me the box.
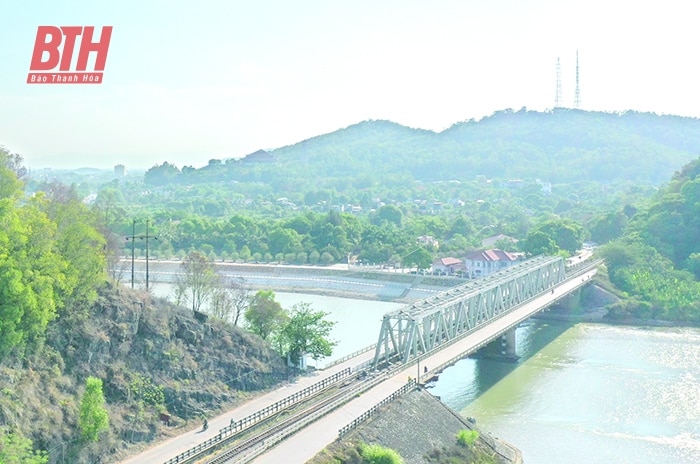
[143,109,700,188]
[269,109,700,184]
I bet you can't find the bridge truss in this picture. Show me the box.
[372,255,567,368]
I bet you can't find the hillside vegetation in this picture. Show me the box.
[0,148,288,463]
[598,158,700,322]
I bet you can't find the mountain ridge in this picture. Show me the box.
[262,109,700,184]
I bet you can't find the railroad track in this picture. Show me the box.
[203,369,393,464]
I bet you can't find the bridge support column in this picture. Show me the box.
[500,328,518,360]
[555,288,581,311]
[473,327,519,362]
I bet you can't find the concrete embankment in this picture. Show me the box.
[308,388,522,464]
[127,260,465,303]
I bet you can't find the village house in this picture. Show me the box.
[464,248,520,278]
[431,257,465,276]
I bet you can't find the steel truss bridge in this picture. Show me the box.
[372,255,586,367]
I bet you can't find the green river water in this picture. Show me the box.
[156,287,700,463]
[427,321,700,463]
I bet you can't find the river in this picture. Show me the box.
[151,286,700,463]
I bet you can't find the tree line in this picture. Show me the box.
[0,147,110,461]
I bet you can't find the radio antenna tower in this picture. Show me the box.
[574,50,581,108]
[555,57,562,108]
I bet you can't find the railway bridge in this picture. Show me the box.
[372,254,596,370]
[122,255,601,464]
[253,254,601,464]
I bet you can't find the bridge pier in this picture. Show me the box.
[553,288,581,311]
[501,327,518,360]
[474,327,519,362]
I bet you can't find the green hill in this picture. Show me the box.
[152,109,700,189]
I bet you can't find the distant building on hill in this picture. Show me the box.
[114,164,126,177]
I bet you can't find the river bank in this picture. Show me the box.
[308,388,523,464]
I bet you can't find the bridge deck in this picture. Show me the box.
[253,267,598,463]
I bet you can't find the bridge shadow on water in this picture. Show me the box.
[426,319,575,405]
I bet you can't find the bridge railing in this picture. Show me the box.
[322,344,376,370]
[337,378,417,438]
[566,258,603,277]
[163,367,352,464]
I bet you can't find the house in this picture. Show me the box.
[464,248,520,278]
[432,257,465,276]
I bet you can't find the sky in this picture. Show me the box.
[1,0,699,170]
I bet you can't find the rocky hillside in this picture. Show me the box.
[0,282,288,464]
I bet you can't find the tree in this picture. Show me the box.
[376,204,403,227]
[279,302,337,366]
[0,146,25,199]
[209,276,251,325]
[244,290,287,340]
[588,211,627,244]
[521,230,558,256]
[268,227,303,255]
[36,183,106,309]
[401,247,433,270]
[536,218,584,255]
[79,377,109,442]
[0,427,48,464]
[0,198,68,357]
[144,162,180,186]
[175,251,217,313]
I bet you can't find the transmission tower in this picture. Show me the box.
[574,50,581,108]
[555,57,562,108]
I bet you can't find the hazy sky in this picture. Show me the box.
[1,0,698,170]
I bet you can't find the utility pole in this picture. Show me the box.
[126,220,136,288]
[125,219,158,290]
[143,219,158,291]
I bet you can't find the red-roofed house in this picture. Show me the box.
[432,257,465,275]
[464,249,520,278]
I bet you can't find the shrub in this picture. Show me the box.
[456,429,479,448]
[360,443,404,464]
